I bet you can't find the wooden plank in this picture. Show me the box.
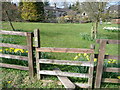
[39,70,90,78]
[95,40,106,88]
[39,59,94,67]
[36,47,94,53]
[27,32,34,77]
[95,54,120,60]
[34,29,41,80]
[34,29,40,47]
[0,43,28,49]
[0,53,28,61]
[75,83,90,88]
[102,78,120,83]
[103,67,120,73]
[54,68,75,89]
[96,39,120,44]
[0,30,27,36]
[88,44,95,88]
[0,63,29,70]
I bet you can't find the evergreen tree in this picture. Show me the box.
[20,1,44,22]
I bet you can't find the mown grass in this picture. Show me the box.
[1,22,120,88]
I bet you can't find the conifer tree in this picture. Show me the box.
[20,1,44,22]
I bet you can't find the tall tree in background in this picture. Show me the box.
[72,1,108,39]
[20,1,44,22]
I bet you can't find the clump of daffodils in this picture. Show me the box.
[0,48,28,54]
[74,53,118,64]
[74,53,97,62]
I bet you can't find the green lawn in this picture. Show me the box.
[1,22,120,88]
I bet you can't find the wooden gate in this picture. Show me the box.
[0,30,34,77]
[95,39,120,88]
[34,29,95,88]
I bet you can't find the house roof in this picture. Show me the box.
[44,6,70,12]
[108,5,120,12]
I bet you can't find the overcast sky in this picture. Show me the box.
[11,0,119,8]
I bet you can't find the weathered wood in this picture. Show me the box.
[34,29,40,47]
[103,67,120,72]
[95,54,120,60]
[27,32,34,77]
[96,39,120,44]
[36,47,94,53]
[0,43,28,49]
[0,63,29,70]
[88,44,95,88]
[39,70,90,78]
[75,83,90,88]
[54,68,75,89]
[102,78,120,83]
[95,40,106,88]
[39,59,94,67]
[0,30,27,36]
[34,29,41,80]
[0,53,28,61]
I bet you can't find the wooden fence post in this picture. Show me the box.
[27,32,34,77]
[88,44,95,88]
[34,29,41,79]
[95,40,106,88]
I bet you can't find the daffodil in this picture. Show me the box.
[5,49,9,51]
[19,49,24,53]
[94,58,97,62]
[10,48,15,52]
[7,81,12,84]
[84,53,87,57]
[10,48,14,50]
[26,51,28,53]
[0,49,2,52]
[78,53,81,56]
[14,49,24,53]
[86,57,90,60]
[74,56,78,60]
[108,61,111,64]
[14,49,20,53]
[117,76,120,79]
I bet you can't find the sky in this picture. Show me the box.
[11,0,119,7]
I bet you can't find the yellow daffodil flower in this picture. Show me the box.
[84,53,87,56]
[74,56,78,60]
[5,49,9,51]
[26,51,28,53]
[14,49,20,53]
[94,58,97,62]
[78,53,81,56]
[86,57,90,60]
[7,81,12,84]
[10,48,14,50]
[117,76,120,79]
[19,49,24,53]
[14,49,24,53]
[0,49,2,52]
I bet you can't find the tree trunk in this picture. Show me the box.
[94,21,98,39]
[6,11,15,31]
[91,21,99,40]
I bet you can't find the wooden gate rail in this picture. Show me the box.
[36,47,94,53]
[95,39,120,88]
[0,30,34,77]
[34,29,95,88]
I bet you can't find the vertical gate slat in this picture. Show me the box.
[95,40,106,88]
[88,44,95,88]
[27,32,34,77]
[34,29,41,79]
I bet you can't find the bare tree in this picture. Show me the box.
[74,2,108,39]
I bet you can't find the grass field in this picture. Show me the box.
[1,22,120,88]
